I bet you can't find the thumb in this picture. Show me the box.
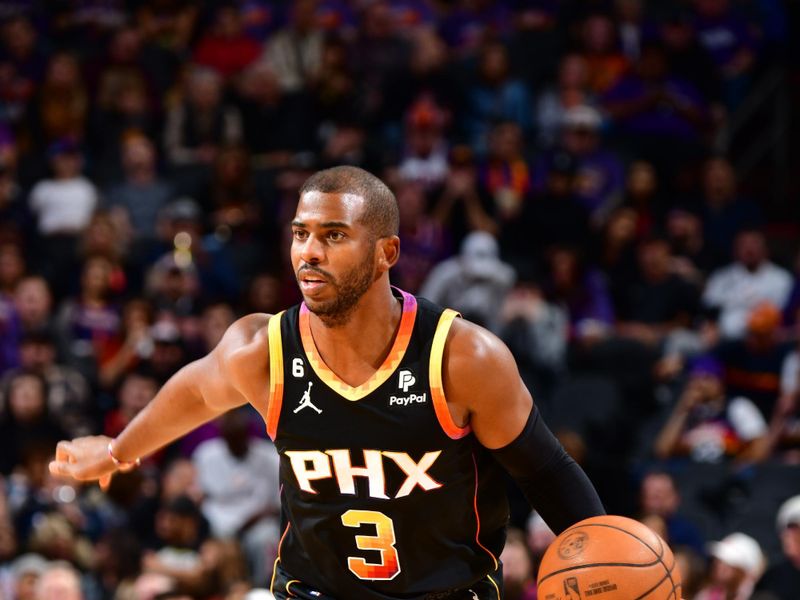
[99,473,113,492]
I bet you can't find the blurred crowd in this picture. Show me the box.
[0,0,798,599]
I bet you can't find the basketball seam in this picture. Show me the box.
[541,521,680,596]
[568,523,676,590]
[537,559,663,585]
[633,570,672,600]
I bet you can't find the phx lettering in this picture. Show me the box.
[285,449,443,499]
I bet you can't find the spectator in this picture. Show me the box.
[143,495,219,597]
[700,157,763,265]
[2,330,91,437]
[464,42,532,153]
[0,371,66,475]
[28,139,97,237]
[615,0,658,63]
[105,134,173,249]
[497,280,569,396]
[193,5,261,81]
[703,229,792,340]
[665,207,714,283]
[755,495,800,598]
[542,245,615,344]
[477,121,531,227]
[653,355,767,463]
[55,254,121,379]
[352,0,411,126]
[13,276,54,333]
[512,150,590,268]
[9,553,48,600]
[696,532,766,600]
[30,52,88,147]
[396,96,450,191]
[602,42,709,173]
[615,237,699,349]
[536,53,593,148]
[419,231,515,329]
[104,367,158,440]
[535,105,625,227]
[163,66,242,196]
[147,198,242,304]
[0,16,47,127]
[263,0,323,94]
[35,561,84,600]
[638,470,706,556]
[659,8,723,105]
[691,0,757,109]
[236,63,315,167]
[579,13,629,95]
[193,409,280,585]
[715,302,791,422]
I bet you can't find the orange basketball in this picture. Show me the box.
[536,515,682,600]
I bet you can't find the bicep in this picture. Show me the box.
[443,321,533,449]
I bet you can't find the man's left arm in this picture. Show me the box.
[443,319,605,534]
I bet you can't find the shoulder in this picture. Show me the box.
[442,317,521,398]
[213,313,272,386]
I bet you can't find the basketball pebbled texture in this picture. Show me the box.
[537,515,682,600]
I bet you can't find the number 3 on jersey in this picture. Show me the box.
[341,510,401,581]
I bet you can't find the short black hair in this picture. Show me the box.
[299,166,399,239]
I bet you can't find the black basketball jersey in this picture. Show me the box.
[264,287,509,599]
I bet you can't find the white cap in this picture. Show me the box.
[708,533,766,577]
[776,495,800,531]
[244,591,276,600]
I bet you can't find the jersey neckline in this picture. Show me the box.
[299,287,418,401]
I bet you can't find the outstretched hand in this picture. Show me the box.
[48,435,118,491]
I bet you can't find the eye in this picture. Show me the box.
[292,229,308,241]
[327,231,346,242]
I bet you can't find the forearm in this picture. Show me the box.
[111,361,228,462]
[491,407,605,534]
[653,408,690,459]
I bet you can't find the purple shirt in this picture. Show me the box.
[602,75,707,140]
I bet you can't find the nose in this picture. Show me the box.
[298,233,325,265]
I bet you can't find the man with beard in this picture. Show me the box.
[49,166,603,599]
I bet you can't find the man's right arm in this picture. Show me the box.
[49,313,271,486]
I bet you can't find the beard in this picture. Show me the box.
[298,250,376,327]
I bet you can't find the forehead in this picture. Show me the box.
[295,191,366,225]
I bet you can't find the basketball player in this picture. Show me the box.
[49,167,604,599]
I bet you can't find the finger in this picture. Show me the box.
[99,473,112,492]
[55,440,76,463]
[49,459,77,478]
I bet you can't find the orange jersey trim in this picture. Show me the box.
[298,291,418,401]
[266,312,285,440]
[270,521,291,594]
[472,453,499,570]
[429,308,471,439]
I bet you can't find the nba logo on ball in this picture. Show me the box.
[538,515,682,600]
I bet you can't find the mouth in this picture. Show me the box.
[298,270,330,294]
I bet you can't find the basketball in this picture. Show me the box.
[536,515,682,600]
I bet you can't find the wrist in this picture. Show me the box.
[107,441,141,472]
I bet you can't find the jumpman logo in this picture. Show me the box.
[469,591,479,600]
[294,381,322,414]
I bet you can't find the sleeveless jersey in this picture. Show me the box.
[264,288,509,599]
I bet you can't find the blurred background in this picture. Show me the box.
[0,0,798,599]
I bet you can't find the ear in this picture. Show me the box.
[376,236,400,273]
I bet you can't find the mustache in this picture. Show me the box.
[297,265,334,281]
